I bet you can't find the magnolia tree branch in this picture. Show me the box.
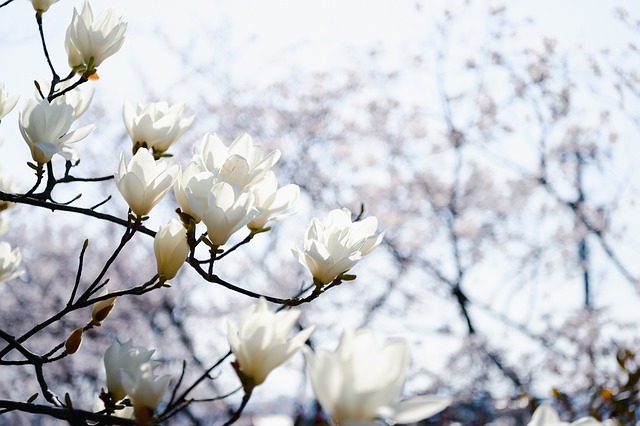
[0,400,139,425]
[35,12,59,84]
[0,191,155,237]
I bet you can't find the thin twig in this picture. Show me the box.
[67,240,89,306]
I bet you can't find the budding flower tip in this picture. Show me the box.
[64,327,84,355]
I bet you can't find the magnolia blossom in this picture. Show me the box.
[19,99,95,164]
[527,404,603,426]
[121,363,170,423]
[292,208,383,285]
[65,1,127,72]
[154,219,189,281]
[196,133,280,190]
[114,149,179,217]
[123,101,194,155]
[104,340,155,401]
[225,297,314,387]
[173,162,216,223]
[29,0,59,12]
[0,83,19,120]
[36,79,94,119]
[0,242,22,284]
[187,181,256,246]
[306,329,450,426]
[248,171,299,230]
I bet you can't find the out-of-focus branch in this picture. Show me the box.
[0,399,138,425]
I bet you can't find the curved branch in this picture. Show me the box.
[0,191,155,237]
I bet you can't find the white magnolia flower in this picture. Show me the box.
[123,101,194,155]
[196,133,280,190]
[19,99,95,164]
[121,363,170,423]
[173,162,215,223]
[65,1,127,72]
[0,242,23,284]
[103,339,155,402]
[225,297,314,387]
[28,0,59,13]
[306,329,450,426]
[36,79,94,119]
[154,219,189,281]
[248,171,299,230]
[292,208,383,285]
[187,181,256,246]
[114,149,179,217]
[527,404,603,426]
[0,83,19,120]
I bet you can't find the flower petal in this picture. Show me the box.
[389,396,451,424]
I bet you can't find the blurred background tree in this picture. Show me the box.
[1,0,639,424]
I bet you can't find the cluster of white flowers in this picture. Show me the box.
[1,2,450,425]
[15,0,125,167]
[175,133,299,244]
[225,299,449,425]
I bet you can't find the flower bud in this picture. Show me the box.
[154,219,189,281]
[30,0,59,13]
[64,327,84,355]
[91,288,116,324]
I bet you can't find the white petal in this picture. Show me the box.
[528,404,564,426]
[571,419,603,426]
[389,396,451,424]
